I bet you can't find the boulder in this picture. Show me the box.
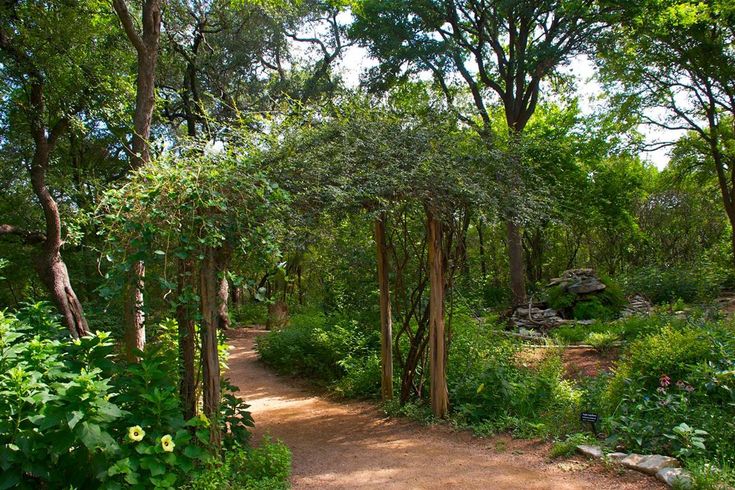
[656,467,692,488]
[606,452,628,463]
[576,445,603,459]
[621,454,680,475]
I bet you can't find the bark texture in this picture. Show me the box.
[374,215,393,401]
[0,29,90,339]
[27,83,89,338]
[427,210,448,418]
[112,0,163,358]
[200,246,222,447]
[177,259,197,421]
[507,221,526,306]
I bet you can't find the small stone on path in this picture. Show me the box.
[577,445,603,459]
[622,454,680,475]
[607,452,628,462]
[656,467,692,488]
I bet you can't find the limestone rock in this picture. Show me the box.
[606,452,628,462]
[621,454,680,475]
[622,294,652,317]
[656,467,692,488]
[576,445,603,459]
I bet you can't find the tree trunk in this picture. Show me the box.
[427,209,448,418]
[177,258,197,421]
[200,246,222,448]
[26,84,89,339]
[266,268,289,330]
[477,216,487,280]
[266,301,289,330]
[214,246,231,330]
[374,215,393,401]
[123,260,146,360]
[36,252,90,339]
[113,0,162,360]
[230,285,241,306]
[507,221,526,306]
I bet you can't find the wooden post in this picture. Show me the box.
[374,214,393,401]
[200,246,222,448]
[176,258,196,421]
[427,209,448,418]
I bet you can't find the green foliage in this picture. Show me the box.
[0,304,260,489]
[0,313,119,488]
[586,331,620,352]
[572,298,610,320]
[231,302,269,327]
[599,322,735,465]
[546,285,575,311]
[549,433,597,459]
[257,310,381,397]
[447,314,582,437]
[186,438,292,490]
[546,276,625,321]
[623,264,726,304]
[551,313,679,344]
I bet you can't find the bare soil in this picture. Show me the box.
[227,327,662,490]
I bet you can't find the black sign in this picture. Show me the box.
[580,412,599,423]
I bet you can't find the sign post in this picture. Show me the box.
[580,412,599,435]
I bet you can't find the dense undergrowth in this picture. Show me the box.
[257,303,735,487]
[0,303,291,489]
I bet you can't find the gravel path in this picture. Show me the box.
[227,327,663,490]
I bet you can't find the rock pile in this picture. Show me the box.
[509,269,651,332]
[510,304,566,330]
[548,268,606,295]
[622,294,652,317]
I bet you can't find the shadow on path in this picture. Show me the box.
[227,327,662,490]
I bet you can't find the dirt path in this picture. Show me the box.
[227,328,662,490]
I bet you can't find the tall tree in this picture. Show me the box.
[598,0,735,264]
[0,0,126,338]
[351,0,602,304]
[112,0,163,358]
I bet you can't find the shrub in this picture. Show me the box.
[600,321,735,466]
[256,310,381,397]
[448,313,582,436]
[551,313,683,344]
[547,276,625,320]
[0,304,258,489]
[622,264,725,304]
[231,302,268,327]
[186,437,292,490]
[586,331,620,352]
[549,433,597,458]
[0,308,124,489]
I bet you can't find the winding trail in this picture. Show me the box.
[227,328,662,490]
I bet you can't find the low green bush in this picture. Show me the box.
[231,302,269,327]
[551,313,682,344]
[622,264,725,304]
[186,437,292,490]
[256,310,381,398]
[447,312,582,437]
[0,303,267,489]
[547,276,625,321]
[586,331,620,352]
[549,433,597,458]
[600,321,735,468]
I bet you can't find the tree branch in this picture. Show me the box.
[112,0,146,54]
[0,224,46,245]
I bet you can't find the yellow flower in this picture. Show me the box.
[161,434,175,452]
[128,426,145,442]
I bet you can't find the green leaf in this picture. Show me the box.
[0,471,20,490]
[67,410,84,429]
